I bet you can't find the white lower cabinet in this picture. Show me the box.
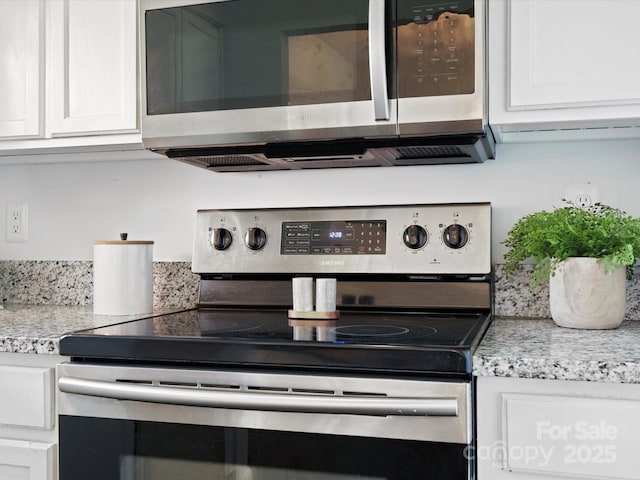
[477,376,640,479]
[0,439,55,480]
[0,353,66,480]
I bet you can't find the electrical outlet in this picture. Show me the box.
[564,184,602,209]
[6,202,28,242]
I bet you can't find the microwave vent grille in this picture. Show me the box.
[199,156,266,168]
[179,154,287,172]
[396,145,468,159]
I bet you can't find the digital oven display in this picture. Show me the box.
[281,220,386,255]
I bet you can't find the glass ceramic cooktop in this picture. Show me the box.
[60,309,491,377]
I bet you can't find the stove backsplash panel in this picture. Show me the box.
[1,261,640,319]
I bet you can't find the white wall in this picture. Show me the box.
[1,139,639,262]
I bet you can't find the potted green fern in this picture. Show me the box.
[503,202,640,329]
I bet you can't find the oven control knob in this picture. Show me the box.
[245,227,267,250]
[442,224,468,249]
[211,228,232,250]
[403,224,427,249]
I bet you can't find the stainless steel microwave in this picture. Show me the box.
[139,0,493,171]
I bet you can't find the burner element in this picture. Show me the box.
[200,319,264,335]
[333,325,414,338]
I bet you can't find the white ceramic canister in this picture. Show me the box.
[315,278,337,312]
[93,238,154,315]
[292,277,314,312]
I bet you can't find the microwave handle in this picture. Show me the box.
[369,0,390,121]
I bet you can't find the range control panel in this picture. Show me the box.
[193,203,490,275]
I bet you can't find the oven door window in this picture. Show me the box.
[60,416,468,479]
[144,0,373,115]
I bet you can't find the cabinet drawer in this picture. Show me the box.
[0,366,53,429]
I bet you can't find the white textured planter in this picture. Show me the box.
[549,257,626,329]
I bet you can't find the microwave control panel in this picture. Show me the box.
[397,0,475,97]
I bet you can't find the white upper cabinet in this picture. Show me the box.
[48,0,137,136]
[489,0,640,142]
[0,0,45,139]
[0,0,139,153]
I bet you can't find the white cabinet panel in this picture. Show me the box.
[0,0,44,139]
[502,393,640,479]
[509,0,640,110]
[489,0,640,142]
[0,0,139,154]
[48,0,138,136]
[0,366,54,430]
[477,376,640,480]
[0,439,55,480]
[0,353,66,480]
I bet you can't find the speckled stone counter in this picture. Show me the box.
[0,260,199,307]
[474,317,640,383]
[0,304,193,355]
[492,264,640,319]
[4,260,640,382]
[3,261,640,319]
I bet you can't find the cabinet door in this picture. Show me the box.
[477,376,640,480]
[509,0,640,110]
[0,0,45,139]
[489,0,640,141]
[0,439,55,480]
[48,0,137,136]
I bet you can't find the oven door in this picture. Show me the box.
[140,0,397,150]
[58,363,474,479]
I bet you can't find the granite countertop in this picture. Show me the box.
[0,304,193,355]
[474,317,640,383]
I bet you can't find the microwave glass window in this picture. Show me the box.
[145,0,371,115]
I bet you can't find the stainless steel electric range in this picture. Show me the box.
[58,203,492,480]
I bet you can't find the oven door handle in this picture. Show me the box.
[58,376,459,417]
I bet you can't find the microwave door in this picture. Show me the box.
[396,0,485,136]
[140,0,396,150]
